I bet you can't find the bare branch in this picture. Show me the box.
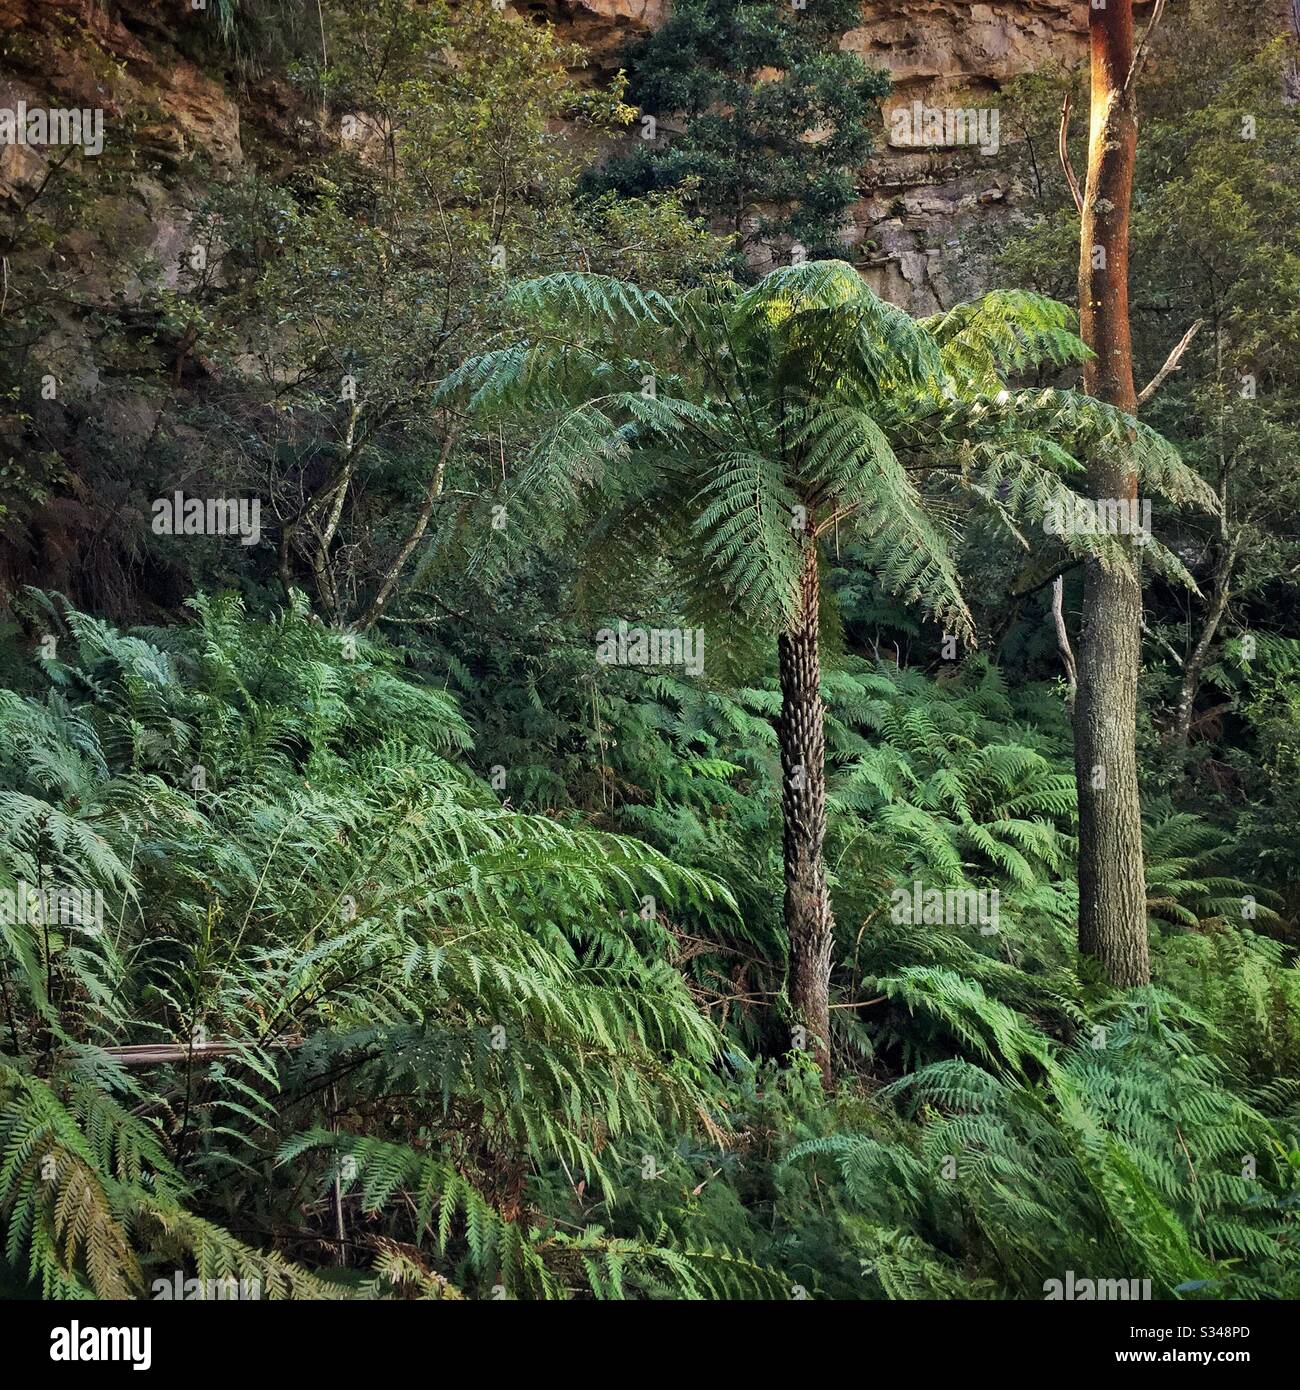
[96,1037,304,1067]
[1051,576,1078,702]
[357,418,463,631]
[1137,318,1203,407]
[1009,556,1083,600]
[1127,0,1169,93]
[1058,92,1084,215]
[1141,616,1183,668]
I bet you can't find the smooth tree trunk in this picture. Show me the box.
[1073,0,1150,987]
[778,539,834,1087]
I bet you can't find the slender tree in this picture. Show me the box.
[441,262,1204,1081]
[1072,0,1149,985]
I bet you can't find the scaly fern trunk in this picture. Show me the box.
[778,539,834,1086]
[1074,0,1150,987]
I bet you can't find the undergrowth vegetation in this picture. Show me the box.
[1,0,1298,1306]
[0,593,1295,1298]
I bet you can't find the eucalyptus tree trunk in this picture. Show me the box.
[778,538,834,1086]
[1073,0,1150,987]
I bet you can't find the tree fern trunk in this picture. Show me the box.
[1074,0,1150,987]
[779,540,834,1085]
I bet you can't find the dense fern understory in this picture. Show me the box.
[0,592,1296,1300]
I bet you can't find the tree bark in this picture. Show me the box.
[1073,0,1150,987]
[779,539,834,1086]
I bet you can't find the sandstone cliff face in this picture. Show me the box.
[848,0,1084,102]
[542,0,1093,310]
[1,0,241,187]
[2,0,248,406]
[844,2,1086,308]
[0,0,1096,607]
[532,0,671,64]
[1,0,1090,322]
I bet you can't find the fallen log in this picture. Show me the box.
[95,1037,304,1067]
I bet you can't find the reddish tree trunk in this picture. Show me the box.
[1073,0,1150,987]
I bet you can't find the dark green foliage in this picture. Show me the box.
[2,0,1298,1307]
[590,0,888,264]
[3,594,1295,1299]
[0,593,770,1297]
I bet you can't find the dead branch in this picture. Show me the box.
[1141,616,1184,668]
[95,1037,304,1067]
[1059,91,1084,215]
[1127,0,1169,93]
[1051,576,1078,702]
[1137,319,1204,407]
